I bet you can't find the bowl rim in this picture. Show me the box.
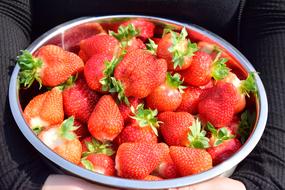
[9,15,268,189]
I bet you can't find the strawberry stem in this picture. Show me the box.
[187,118,210,149]
[206,122,235,146]
[59,117,79,140]
[165,72,186,93]
[81,159,95,171]
[17,50,43,88]
[109,24,140,48]
[239,72,258,97]
[146,38,158,55]
[211,51,230,80]
[109,77,129,105]
[82,137,114,158]
[57,74,78,91]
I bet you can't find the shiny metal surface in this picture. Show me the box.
[9,15,268,189]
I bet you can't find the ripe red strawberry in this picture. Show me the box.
[73,120,89,140]
[38,117,82,164]
[146,72,185,112]
[18,45,84,87]
[24,87,64,134]
[88,95,124,142]
[114,49,167,99]
[157,28,197,71]
[154,143,178,179]
[115,104,159,145]
[121,19,155,40]
[83,53,113,91]
[80,153,115,176]
[180,51,230,86]
[207,138,241,165]
[63,76,100,123]
[115,143,162,179]
[176,87,203,114]
[169,146,212,176]
[198,82,237,128]
[144,175,163,181]
[79,33,120,61]
[118,97,142,124]
[218,72,257,113]
[158,112,194,146]
[81,136,114,157]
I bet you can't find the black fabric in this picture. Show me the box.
[0,0,284,189]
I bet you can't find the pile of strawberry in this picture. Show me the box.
[17,19,257,180]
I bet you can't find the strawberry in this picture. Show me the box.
[218,72,257,113]
[88,95,124,142]
[198,82,237,128]
[80,153,115,176]
[207,138,241,165]
[18,45,84,87]
[24,87,64,134]
[118,97,142,124]
[158,112,194,146]
[144,175,163,181]
[180,51,230,86]
[63,76,100,123]
[157,28,198,71]
[169,146,212,176]
[73,120,89,140]
[115,143,161,179]
[154,143,178,179]
[81,136,114,157]
[121,19,155,40]
[176,87,203,114]
[116,104,160,145]
[38,117,82,164]
[113,49,167,100]
[146,72,185,112]
[79,33,120,61]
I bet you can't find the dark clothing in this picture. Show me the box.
[0,0,284,189]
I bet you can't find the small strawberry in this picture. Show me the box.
[218,72,258,113]
[79,33,120,61]
[198,82,237,128]
[80,153,115,176]
[157,28,198,71]
[81,136,114,157]
[17,45,84,87]
[146,72,185,112]
[118,97,142,124]
[144,175,163,181]
[116,104,160,145]
[115,143,161,179]
[113,49,167,100]
[88,95,124,142]
[169,146,212,176]
[176,87,203,114]
[63,75,100,123]
[38,117,82,164]
[180,51,230,86]
[121,19,155,40]
[24,87,64,134]
[73,120,89,140]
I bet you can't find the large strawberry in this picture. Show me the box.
[115,143,161,179]
[114,49,167,100]
[169,146,212,176]
[146,72,185,112]
[88,95,124,142]
[157,28,198,71]
[116,104,160,145]
[24,87,64,134]
[63,76,100,123]
[176,87,203,114]
[38,117,82,164]
[80,153,115,176]
[121,19,155,40]
[79,33,120,61]
[198,82,237,128]
[180,51,229,86]
[18,45,84,87]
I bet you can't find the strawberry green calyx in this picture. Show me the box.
[59,116,79,140]
[100,57,122,91]
[82,137,114,158]
[81,159,94,171]
[17,50,43,88]
[187,118,210,149]
[57,74,78,91]
[146,39,158,55]
[167,27,198,69]
[109,77,129,105]
[238,110,256,144]
[32,126,43,135]
[239,72,258,97]
[211,52,230,80]
[207,122,235,146]
[130,104,161,136]
[165,72,186,93]
[109,24,140,48]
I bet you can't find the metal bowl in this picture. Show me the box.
[9,15,268,189]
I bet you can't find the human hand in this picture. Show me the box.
[169,176,246,190]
